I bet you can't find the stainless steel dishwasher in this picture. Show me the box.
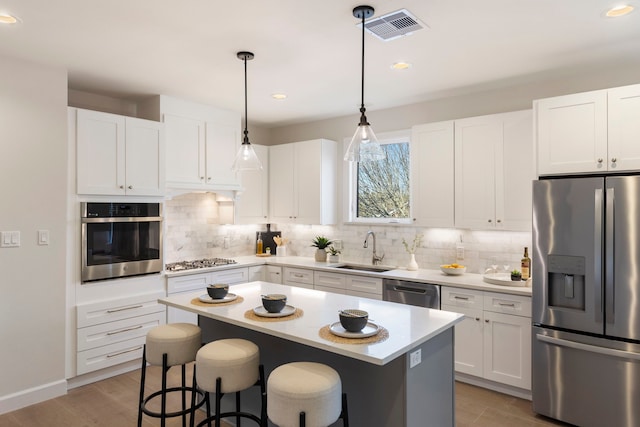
[383,279,440,309]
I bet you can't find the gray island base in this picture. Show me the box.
[158,282,462,427]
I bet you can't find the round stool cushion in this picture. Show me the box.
[267,362,342,427]
[196,339,260,394]
[146,323,201,367]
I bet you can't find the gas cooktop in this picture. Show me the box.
[165,257,238,272]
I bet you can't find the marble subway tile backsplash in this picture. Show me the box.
[164,194,532,273]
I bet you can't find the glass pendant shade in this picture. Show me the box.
[232,51,263,172]
[232,141,262,171]
[344,122,384,162]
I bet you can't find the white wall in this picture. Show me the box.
[0,56,68,412]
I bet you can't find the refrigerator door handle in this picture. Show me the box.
[594,188,604,323]
[537,334,640,361]
[605,187,615,324]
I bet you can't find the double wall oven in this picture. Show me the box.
[81,202,163,282]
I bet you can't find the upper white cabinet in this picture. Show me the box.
[235,144,269,224]
[536,83,640,175]
[75,108,165,196]
[410,121,455,227]
[454,110,533,231]
[140,95,241,191]
[269,139,337,225]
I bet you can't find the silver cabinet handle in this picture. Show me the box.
[611,158,617,163]
[598,158,604,163]
[128,185,133,189]
[106,325,143,336]
[107,346,143,358]
[454,296,470,300]
[485,319,490,323]
[119,185,124,189]
[475,317,480,321]
[200,176,204,180]
[498,302,516,307]
[497,219,502,223]
[207,177,211,180]
[107,304,143,313]
[488,219,492,223]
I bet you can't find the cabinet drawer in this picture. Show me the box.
[314,271,346,290]
[212,267,249,285]
[283,267,314,286]
[77,292,165,328]
[77,311,165,352]
[441,287,484,308]
[167,273,209,294]
[483,292,531,317]
[315,285,346,294]
[346,289,382,300]
[77,336,145,375]
[345,276,382,295]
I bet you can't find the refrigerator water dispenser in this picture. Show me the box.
[547,255,586,310]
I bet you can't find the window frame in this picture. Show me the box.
[342,129,413,225]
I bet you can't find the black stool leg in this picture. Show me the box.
[299,411,306,427]
[182,363,187,427]
[235,391,241,426]
[161,353,168,427]
[137,345,147,427]
[341,393,349,427]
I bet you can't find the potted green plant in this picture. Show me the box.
[511,269,522,281]
[327,246,341,263]
[311,236,333,262]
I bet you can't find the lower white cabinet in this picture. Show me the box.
[248,265,283,283]
[441,287,531,391]
[283,267,314,289]
[166,267,250,324]
[312,270,382,300]
[76,291,166,375]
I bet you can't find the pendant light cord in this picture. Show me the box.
[360,11,365,111]
[243,55,249,144]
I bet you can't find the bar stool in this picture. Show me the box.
[267,362,349,427]
[195,338,266,427]
[137,323,204,427]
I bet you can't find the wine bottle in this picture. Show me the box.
[521,247,531,280]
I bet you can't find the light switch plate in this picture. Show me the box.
[1,231,20,248]
[38,230,50,246]
[409,349,422,368]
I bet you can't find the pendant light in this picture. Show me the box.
[344,5,385,163]
[232,51,263,172]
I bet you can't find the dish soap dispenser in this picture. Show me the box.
[256,232,263,254]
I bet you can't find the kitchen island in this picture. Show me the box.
[158,281,463,427]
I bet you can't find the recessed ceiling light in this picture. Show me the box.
[605,4,635,17]
[0,13,19,24]
[271,93,287,100]
[391,62,412,70]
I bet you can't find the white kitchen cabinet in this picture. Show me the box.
[454,110,533,231]
[269,139,337,225]
[165,267,250,324]
[76,108,165,196]
[76,291,165,375]
[345,275,382,299]
[139,95,241,191]
[314,270,346,292]
[265,265,283,284]
[282,267,314,289]
[410,121,455,227]
[236,144,269,224]
[536,83,640,175]
[441,286,531,391]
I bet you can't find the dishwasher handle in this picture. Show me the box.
[391,285,427,294]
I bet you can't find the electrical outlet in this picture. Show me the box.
[333,240,343,250]
[223,236,230,249]
[456,246,464,261]
[409,349,421,368]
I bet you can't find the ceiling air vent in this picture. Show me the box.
[360,9,428,41]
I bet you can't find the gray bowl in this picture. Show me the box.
[262,294,287,313]
[339,309,369,332]
[207,284,229,299]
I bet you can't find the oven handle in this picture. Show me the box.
[82,216,163,223]
[536,334,640,361]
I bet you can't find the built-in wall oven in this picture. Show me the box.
[81,202,163,283]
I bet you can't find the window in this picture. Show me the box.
[345,130,412,223]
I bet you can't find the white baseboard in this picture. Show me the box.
[0,379,67,415]
[455,373,532,400]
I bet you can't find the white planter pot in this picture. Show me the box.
[315,249,327,262]
[328,254,340,263]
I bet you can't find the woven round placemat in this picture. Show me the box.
[318,324,389,345]
[244,308,304,322]
[190,295,244,307]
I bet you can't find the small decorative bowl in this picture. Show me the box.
[207,284,229,299]
[339,309,369,332]
[440,265,467,276]
[261,294,287,313]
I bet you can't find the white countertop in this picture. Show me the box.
[165,255,532,296]
[158,281,464,366]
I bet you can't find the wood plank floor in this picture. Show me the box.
[1,364,568,426]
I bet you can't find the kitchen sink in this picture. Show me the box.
[332,264,392,273]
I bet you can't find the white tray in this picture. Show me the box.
[483,273,531,287]
[329,322,380,338]
[198,293,238,303]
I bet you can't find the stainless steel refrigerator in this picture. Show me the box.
[532,175,640,427]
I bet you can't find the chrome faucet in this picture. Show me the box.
[363,230,384,265]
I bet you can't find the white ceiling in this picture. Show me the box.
[1,0,639,127]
